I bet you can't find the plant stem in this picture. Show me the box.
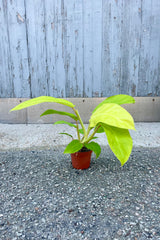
[72,108,87,139]
[82,125,100,144]
[75,121,80,141]
[81,126,91,142]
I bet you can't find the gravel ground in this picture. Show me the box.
[0,146,160,240]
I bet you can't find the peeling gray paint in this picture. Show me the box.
[0,0,160,98]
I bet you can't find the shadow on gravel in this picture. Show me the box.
[0,147,160,239]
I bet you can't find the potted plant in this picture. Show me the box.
[10,94,135,169]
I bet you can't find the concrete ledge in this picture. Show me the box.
[0,122,160,151]
[0,123,160,151]
[0,97,160,123]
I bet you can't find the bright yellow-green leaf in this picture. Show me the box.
[89,103,135,130]
[59,133,73,139]
[85,142,101,158]
[10,96,75,111]
[93,94,135,113]
[104,94,135,104]
[54,121,77,128]
[92,137,98,140]
[40,109,78,121]
[78,129,84,134]
[102,124,133,166]
[64,140,83,154]
[96,126,105,133]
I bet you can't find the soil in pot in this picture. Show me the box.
[71,147,92,170]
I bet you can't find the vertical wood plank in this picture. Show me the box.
[24,0,49,97]
[43,0,57,97]
[64,0,76,97]
[54,0,66,97]
[83,0,93,97]
[92,0,102,97]
[0,0,12,97]
[138,0,160,96]
[102,0,120,96]
[70,0,83,97]
[120,0,142,96]
[0,0,30,97]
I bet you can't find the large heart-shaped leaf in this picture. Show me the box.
[90,103,135,130]
[40,109,78,121]
[102,124,133,166]
[64,140,83,154]
[10,96,75,111]
[93,94,135,113]
[85,142,101,158]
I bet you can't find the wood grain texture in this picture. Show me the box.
[0,0,160,98]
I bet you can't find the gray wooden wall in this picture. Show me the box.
[0,0,160,98]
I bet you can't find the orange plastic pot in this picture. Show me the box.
[71,150,92,169]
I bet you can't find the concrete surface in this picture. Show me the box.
[1,147,160,239]
[0,123,160,151]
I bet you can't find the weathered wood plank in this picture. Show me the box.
[24,0,49,97]
[54,0,66,97]
[92,1,102,97]
[102,0,121,96]
[0,0,30,97]
[42,0,54,96]
[83,0,93,97]
[137,0,160,96]
[70,0,83,97]
[0,0,12,97]
[9,0,30,97]
[120,0,142,96]
[65,1,74,97]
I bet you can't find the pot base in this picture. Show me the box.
[71,150,92,169]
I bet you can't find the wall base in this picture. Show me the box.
[0,97,160,123]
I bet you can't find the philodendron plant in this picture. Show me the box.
[10,94,135,166]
